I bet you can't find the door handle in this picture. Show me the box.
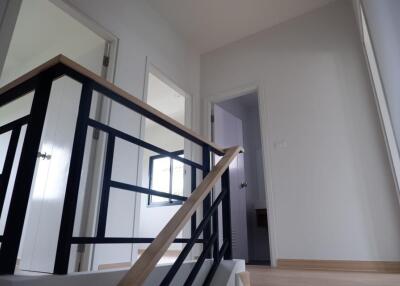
[240,182,248,189]
[37,152,52,160]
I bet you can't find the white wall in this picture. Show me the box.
[201,0,400,263]
[65,0,201,269]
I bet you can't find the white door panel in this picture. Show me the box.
[19,43,105,273]
[213,104,248,260]
[20,77,83,272]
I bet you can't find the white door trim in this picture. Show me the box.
[133,58,194,261]
[203,82,278,266]
[51,0,119,83]
[355,1,400,204]
[49,0,119,272]
[0,0,119,83]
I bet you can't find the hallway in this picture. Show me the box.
[247,266,400,286]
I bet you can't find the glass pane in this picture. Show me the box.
[0,132,11,174]
[171,159,184,196]
[151,157,170,203]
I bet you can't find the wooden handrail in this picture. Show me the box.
[0,54,224,154]
[118,146,242,286]
[238,271,251,286]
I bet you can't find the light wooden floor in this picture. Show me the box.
[246,266,400,286]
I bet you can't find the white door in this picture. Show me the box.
[213,104,248,260]
[19,77,87,272]
[0,0,108,273]
[18,76,104,273]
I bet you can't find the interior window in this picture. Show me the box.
[148,151,184,206]
[142,69,187,207]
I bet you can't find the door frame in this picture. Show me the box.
[353,1,400,204]
[213,104,249,261]
[0,0,119,83]
[49,0,119,272]
[50,0,119,272]
[50,0,119,83]
[203,82,278,266]
[133,57,194,260]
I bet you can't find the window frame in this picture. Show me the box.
[147,150,184,207]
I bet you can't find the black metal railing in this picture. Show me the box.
[0,58,232,285]
[160,170,232,285]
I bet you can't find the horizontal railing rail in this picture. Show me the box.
[0,55,238,285]
[69,237,205,244]
[87,119,204,170]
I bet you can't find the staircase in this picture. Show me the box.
[0,55,242,285]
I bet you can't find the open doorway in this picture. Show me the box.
[212,92,270,266]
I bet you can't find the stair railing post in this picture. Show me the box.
[221,168,232,259]
[97,134,115,238]
[0,127,21,218]
[53,80,93,274]
[202,144,211,258]
[212,201,219,261]
[191,166,197,236]
[0,71,54,274]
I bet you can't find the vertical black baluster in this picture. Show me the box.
[0,71,53,274]
[212,204,219,261]
[221,169,232,259]
[0,127,21,216]
[191,166,196,236]
[202,145,211,258]
[168,157,173,204]
[148,154,154,205]
[97,134,115,237]
[54,81,93,274]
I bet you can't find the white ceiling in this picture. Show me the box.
[148,0,333,54]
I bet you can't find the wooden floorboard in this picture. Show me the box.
[246,266,400,286]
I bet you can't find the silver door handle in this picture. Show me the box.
[37,152,51,160]
[240,182,248,189]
